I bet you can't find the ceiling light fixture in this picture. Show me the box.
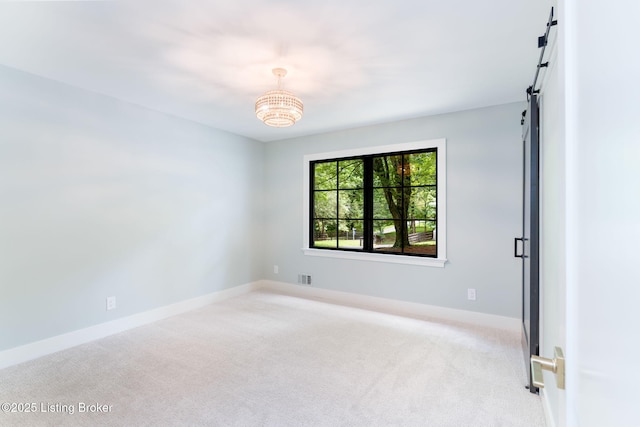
[255,68,303,128]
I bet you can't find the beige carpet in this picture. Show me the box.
[0,290,545,426]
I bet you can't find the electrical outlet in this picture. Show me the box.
[274,265,279,274]
[467,288,476,301]
[106,296,117,311]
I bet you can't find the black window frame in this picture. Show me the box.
[309,147,438,258]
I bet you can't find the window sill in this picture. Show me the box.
[302,248,447,268]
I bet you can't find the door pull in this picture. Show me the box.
[531,346,565,389]
[514,237,528,258]
[514,237,524,258]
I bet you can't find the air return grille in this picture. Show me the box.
[297,274,312,285]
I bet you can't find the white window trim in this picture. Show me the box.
[302,138,447,268]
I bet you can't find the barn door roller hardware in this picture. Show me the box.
[527,7,558,98]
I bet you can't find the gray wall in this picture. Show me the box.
[0,64,525,353]
[0,66,265,351]
[263,103,524,318]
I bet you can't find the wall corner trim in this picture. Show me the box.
[0,282,261,370]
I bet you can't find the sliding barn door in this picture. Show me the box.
[516,94,540,393]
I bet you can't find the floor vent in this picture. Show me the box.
[298,274,312,285]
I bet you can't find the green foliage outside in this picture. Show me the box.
[313,151,437,250]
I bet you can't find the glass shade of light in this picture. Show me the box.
[255,89,303,128]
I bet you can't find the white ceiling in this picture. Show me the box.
[0,0,550,142]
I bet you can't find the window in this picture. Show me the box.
[303,139,447,267]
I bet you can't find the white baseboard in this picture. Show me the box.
[1,280,520,371]
[257,280,520,332]
[0,282,260,370]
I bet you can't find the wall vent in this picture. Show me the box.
[297,274,312,285]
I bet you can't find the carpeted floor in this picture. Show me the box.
[0,290,546,426]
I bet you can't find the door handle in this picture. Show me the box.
[531,346,565,390]
[514,237,525,258]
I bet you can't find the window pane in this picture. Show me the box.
[372,220,390,240]
[314,161,337,190]
[406,219,436,234]
[405,151,436,186]
[373,188,394,219]
[338,159,364,189]
[373,155,403,188]
[407,187,437,219]
[314,190,337,218]
[338,220,364,249]
[308,144,441,259]
[373,220,397,251]
[406,220,437,255]
[313,220,338,248]
[313,219,337,248]
[405,242,437,255]
[338,189,364,219]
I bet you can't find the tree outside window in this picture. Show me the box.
[311,148,437,257]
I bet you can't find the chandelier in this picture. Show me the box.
[255,68,303,127]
